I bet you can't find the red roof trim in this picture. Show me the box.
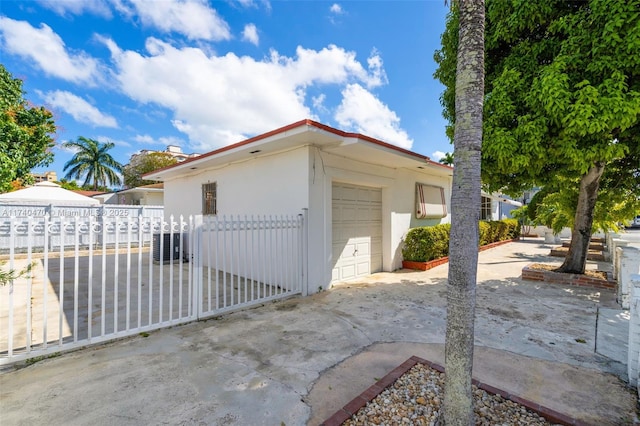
[145,119,453,177]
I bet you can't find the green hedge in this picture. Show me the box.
[402,219,520,262]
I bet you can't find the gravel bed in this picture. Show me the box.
[343,364,559,426]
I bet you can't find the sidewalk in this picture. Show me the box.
[0,238,636,425]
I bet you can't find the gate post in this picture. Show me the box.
[301,208,309,296]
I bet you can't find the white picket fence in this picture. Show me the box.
[0,212,306,365]
[0,204,164,251]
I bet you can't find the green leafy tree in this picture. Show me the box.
[441,0,485,424]
[0,64,56,192]
[439,152,455,166]
[63,137,123,191]
[123,152,177,188]
[56,179,81,191]
[435,0,640,274]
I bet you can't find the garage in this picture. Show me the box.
[331,183,383,282]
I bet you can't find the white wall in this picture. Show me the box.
[388,168,452,270]
[305,149,452,290]
[144,192,164,206]
[163,144,452,293]
[164,146,309,218]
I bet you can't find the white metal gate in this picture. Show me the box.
[0,211,306,365]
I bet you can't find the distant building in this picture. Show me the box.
[130,145,200,164]
[31,171,57,183]
[93,183,164,206]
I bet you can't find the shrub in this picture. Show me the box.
[478,221,491,246]
[402,223,451,262]
[402,219,520,262]
[503,218,521,239]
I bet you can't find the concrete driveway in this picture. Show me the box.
[0,238,636,425]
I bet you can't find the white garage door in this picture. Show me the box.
[331,183,382,282]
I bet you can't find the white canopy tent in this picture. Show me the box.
[0,181,99,206]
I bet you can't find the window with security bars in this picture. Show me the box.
[202,182,217,215]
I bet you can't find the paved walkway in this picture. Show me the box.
[0,238,636,425]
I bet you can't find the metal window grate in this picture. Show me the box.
[202,182,217,215]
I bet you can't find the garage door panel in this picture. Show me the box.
[343,207,358,222]
[355,241,370,255]
[356,260,370,276]
[369,190,382,203]
[341,264,356,280]
[341,242,357,257]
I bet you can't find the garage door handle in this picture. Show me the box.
[353,249,358,255]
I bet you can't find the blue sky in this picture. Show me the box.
[1,0,452,184]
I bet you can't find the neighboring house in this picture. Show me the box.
[93,183,164,206]
[0,181,99,207]
[145,119,453,292]
[130,145,200,164]
[31,171,58,183]
[72,189,107,199]
[480,192,522,221]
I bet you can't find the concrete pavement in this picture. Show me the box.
[0,238,636,425]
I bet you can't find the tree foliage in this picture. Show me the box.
[55,179,81,191]
[435,0,640,273]
[63,137,123,191]
[123,152,177,188]
[0,64,56,192]
[439,152,455,166]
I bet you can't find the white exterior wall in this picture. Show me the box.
[388,168,452,270]
[164,147,309,218]
[305,150,452,290]
[618,246,640,309]
[163,145,452,294]
[144,192,164,206]
[629,275,640,387]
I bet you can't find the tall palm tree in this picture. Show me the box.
[439,152,455,166]
[443,0,485,424]
[63,137,123,190]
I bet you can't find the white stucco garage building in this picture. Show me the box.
[145,120,453,293]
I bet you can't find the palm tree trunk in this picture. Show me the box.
[557,162,605,274]
[443,0,485,425]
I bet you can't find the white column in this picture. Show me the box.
[613,240,630,280]
[628,275,640,387]
[619,247,640,309]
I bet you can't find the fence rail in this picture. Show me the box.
[0,212,305,365]
[0,204,164,252]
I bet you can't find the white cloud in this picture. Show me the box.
[328,3,346,25]
[335,84,413,150]
[275,45,386,89]
[101,37,389,151]
[133,134,156,144]
[234,0,271,10]
[120,0,231,41]
[431,151,446,161]
[96,135,131,148]
[133,134,185,148]
[0,17,102,85]
[330,4,344,14]
[159,136,185,147]
[36,0,113,17]
[42,90,118,128]
[242,23,259,45]
[312,94,328,113]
